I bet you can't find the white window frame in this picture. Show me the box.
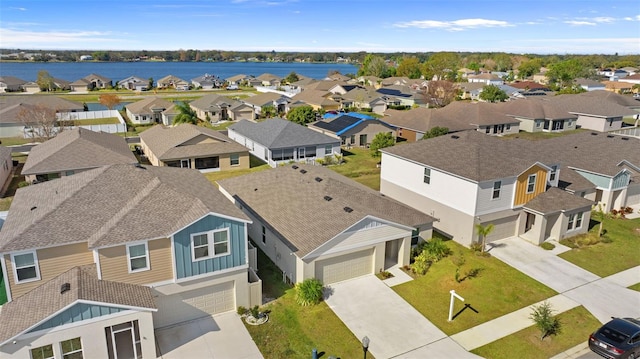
[526,174,536,193]
[324,145,332,155]
[492,181,501,199]
[568,213,576,230]
[575,212,583,229]
[60,337,83,359]
[423,168,431,184]
[126,242,150,273]
[11,250,41,283]
[191,228,231,262]
[30,344,54,359]
[230,153,240,166]
[550,165,557,182]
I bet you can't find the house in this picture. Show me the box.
[21,82,41,94]
[255,73,281,87]
[227,118,341,167]
[575,78,605,92]
[225,74,248,86]
[242,92,291,116]
[618,73,640,86]
[619,67,638,76]
[434,101,520,135]
[290,90,341,112]
[157,75,189,90]
[325,73,351,82]
[0,76,27,93]
[467,73,504,85]
[117,76,149,91]
[308,113,396,147]
[139,124,250,172]
[380,131,640,247]
[70,73,111,92]
[0,164,260,357]
[217,164,434,285]
[191,73,222,89]
[603,81,634,94]
[125,97,175,125]
[500,99,577,133]
[0,96,84,138]
[384,107,438,142]
[52,78,71,91]
[376,85,426,107]
[341,87,388,114]
[0,146,13,196]
[189,94,255,122]
[21,128,138,183]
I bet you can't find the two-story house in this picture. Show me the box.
[0,164,261,358]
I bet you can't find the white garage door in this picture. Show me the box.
[153,282,235,328]
[484,216,518,243]
[627,184,640,206]
[315,249,373,285]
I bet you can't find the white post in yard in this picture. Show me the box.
[448,290,465,322]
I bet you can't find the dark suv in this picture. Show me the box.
[589,317,640,359]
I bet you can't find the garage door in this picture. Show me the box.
[484,216,518,243]
[315,249,373,285]
[627,184,640,206]
[153,282,235,328]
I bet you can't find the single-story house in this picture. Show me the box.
[218,164,435,284]
[255,73,281,87]
[157,75,189,90]
[242,92,291,116]
[21,82,41,94]
[290,90,341,112]
[70,74,111,92]
[308,113,396,147]
[189,94,255,122]
[575,78,605,92]
[500,99,577,133]
[0,146,13,196]
[139,124,250,173]
[0,96,84,138]
[191,74,222,89]
[0,76,27,93]
[117,76,149,91]
[227,118,341,167]
[226,74,249,86]
[125,97,175,125]
[341,88,388,114]
[21,127,138,183]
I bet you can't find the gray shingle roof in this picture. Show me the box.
[524,187,594,215]
[558,167,596,192]
[188,94,243,112]
[0,265,156,345]
[139,124,248,160]
[229,118,339,149]
[0,96,83,123]
[125,97,174,115]
[22,128,138,175]
[242,92,286,107]
[538,91,639,117]
[218,164,434,257]
[500,99,576,120]
[0,164,250,252]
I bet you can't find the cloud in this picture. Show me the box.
[592,17,615,23]
[394,18,511,31]
[564,20,596,26]
[9,7,27,11]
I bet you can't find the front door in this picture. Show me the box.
[105,321,142,359]
[359,134,367,146]
[298,147,305,159]
[552,120,564,131]
[525,212,535,233]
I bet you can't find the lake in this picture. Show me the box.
[0,61,359,82]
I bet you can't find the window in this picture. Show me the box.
[191,229,230,261]
[608,118,614,127]
[324,145,332,155]
[65,170,75,176]
[61,337,83,359]
[485,126,490,134]
[127,243,149,273]
[567,120,573,127]
[506,124,511,130]
[350,135,356,144]
[230,154,240,166]
[180,159,190,168]
[261,226,266,244]
[575,212,583,229]
[550,165,558,182]
[12,251,40,282]
[536,121,541,128]
[568,213,575,229]
[423,168,431,184]
[527,174,536,193]
[492,181,502,199]
[30,344,54,359]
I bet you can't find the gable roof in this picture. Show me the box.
[0,265,156,345]
[539,91,639,117]
[125,97,174,115]
[0,76,27,86]
[523,187,594,215]
[291,90,340,108]
[256,73,281,82]
[218,164,434,257]
[500,99,576,120]
[81,73,111,83]
[311,114,393,136]
[242,92,288,107]
[383,107,436,133]
[0,95,83,125]
[0,164,250,252]
[229,118,339,149]
[22,128,137,175]
[189,93,243,112]
[139,124,248,160]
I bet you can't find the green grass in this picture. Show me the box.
[246,241,373,359]
[75,117,121,125]
[471,306,600,359]
[629,283,640,292]
[204,155,271,184]
[329,147,381,190]
[558,217,640,277]
[1,137,39,146]
[393,240,557,335]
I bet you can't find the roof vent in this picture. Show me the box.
[300,169,307,174]
[292,165,299,169]
[343,206,353,213]
[451,135,459,139]
[30,206,37,211]
[134,163,146,169]
[324,195,332,201]
[621,137,629,141]
[591,132,598,136]
[315,177,323,182]
[60,283,71,294]
[606,135,614,138]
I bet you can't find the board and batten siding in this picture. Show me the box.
[173,214,246,279]
[574,169,610,189]
[612,171,631,190]
[514,165,548,207]
[98,238,173,285]
[4,242,94,299]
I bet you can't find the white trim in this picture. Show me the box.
[190,228,231,262]
[0,253,12,302]
[526,174,537,194]
[93,249,102,280]
[243,222,249,266]
[77,299,157,313]
[175,263,248,284]
[170,236,178,282]
[10,250,41,284]
[144,279,175,288]
[4,240,88,253]
[126,242,150,273]
[59,337,83,359]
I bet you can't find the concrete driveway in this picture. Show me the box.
[324,275,480,359]
[155,311,263,359]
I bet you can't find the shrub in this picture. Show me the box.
[540,242,555,250]
[529,301,561,340]
[17,181,30,188]
[250,305,260,318]
[423,238,452,262]
[295,278,324,306]
[411,250,432,275]
[469,243,483,253]
[237,306,247,316]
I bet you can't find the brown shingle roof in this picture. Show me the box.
[139,124,248,160]
[539,91,639,117]
[0,265,156,345]
[523,187,594,215]
[218,164,434,257]
[242,92,285,107]
[125,97,174,115]
[0,164,250,252]
[22,128,138,175]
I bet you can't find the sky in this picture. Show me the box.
[0,0,639,54]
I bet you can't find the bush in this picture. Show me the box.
[540,242,555,250]
[529,301,561,340]
[237,306,247,315]
[17,181,30,188]
[295,278,324,306]
[423,238,452,262]
[411,250,432,275]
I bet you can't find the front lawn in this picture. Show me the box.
[329,148,381,190]
[629,283,640,292]
[559,217,640,277]
[75,117,121,125]
[471,306,600,359]
[246,242,373,359]
[393,240,557,335]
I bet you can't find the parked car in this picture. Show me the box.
[226,84,239,90]
[589,317,640,359]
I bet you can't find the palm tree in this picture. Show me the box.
[173,102,199,125]
[592,203,608,237]
[475,223,495,253]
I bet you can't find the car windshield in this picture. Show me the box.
[601,327,630,344]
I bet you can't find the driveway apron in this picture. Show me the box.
[324,275,458,359]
